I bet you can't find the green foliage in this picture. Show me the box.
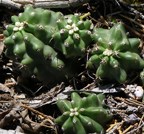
[87,23,144,83]
[55,92,112,134]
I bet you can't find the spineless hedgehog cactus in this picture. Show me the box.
[55,92,112,134]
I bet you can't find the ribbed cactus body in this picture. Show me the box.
[55,92,112,134]
[4,5,94,82]
[52,14,93,57]
[3,6,67,82]
[140,69,144,86]
[87,23,144,83]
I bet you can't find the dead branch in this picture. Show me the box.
[0,0,90,9]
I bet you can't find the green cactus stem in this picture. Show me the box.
[52,14,94,58]
[55,92,112,134]
[140,69,144,86]
[3,5,77,82]
[3,5,94,82]
[87,23,144,83]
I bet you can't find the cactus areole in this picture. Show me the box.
[55,92,112,134]
[3,5,144,83]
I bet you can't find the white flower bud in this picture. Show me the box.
[66,25,71,30]
[78,21,83,25]
[73,27,79,32]
[69,112,74,117]
[70,108,74,112]
[74,112,79,116]
[19,27,23,31]
[15,22,21,27]
[13,27,19,32]
[69,29,74,35]
[67,19,72,24]
[72,23,76,28]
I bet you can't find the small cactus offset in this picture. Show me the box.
[52,14,93,57]
[55,92,112,134]
[87,23,144,83]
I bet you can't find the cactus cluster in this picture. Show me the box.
[87,23,144,83]
[55,92,112,134]
[3,5,144,83]
[3,5,93,82]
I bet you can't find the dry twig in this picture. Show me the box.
[0,0,90,9]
